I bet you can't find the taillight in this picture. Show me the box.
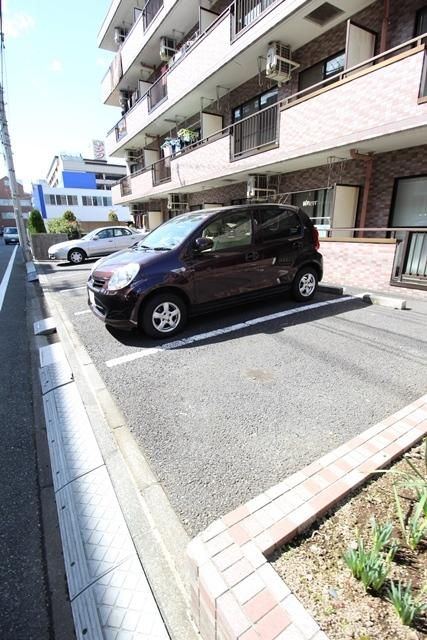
[312,226,320,250]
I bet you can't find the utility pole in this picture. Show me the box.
[0,83,31,261]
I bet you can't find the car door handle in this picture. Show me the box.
[246,251,259,262]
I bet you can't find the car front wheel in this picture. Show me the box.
[291,267,318,302]
[140,293,187,338]
[68,248,86,264]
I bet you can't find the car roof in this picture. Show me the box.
[178,203,300,221]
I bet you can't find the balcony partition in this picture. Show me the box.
[120,176,132,197]
[420,50,427,100]
[231,104,279,159]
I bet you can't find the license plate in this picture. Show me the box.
[88,289,95,305]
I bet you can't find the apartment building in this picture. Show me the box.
[32,146,132,229]
[0,176,32,231]
[98,0,427,288]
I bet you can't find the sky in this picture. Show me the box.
[0,0,121,191]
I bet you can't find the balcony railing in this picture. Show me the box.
[152,157,171,186]
[231,0,277,37]
[143,0,163,31]
[148,74,167,112]
[391,229,427,290]
[120,176,132,197]
[231,104,279,159]
[115,117,127,142]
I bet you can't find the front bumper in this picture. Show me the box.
[87,284,138,330]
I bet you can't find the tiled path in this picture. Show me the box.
[187,394,427,640]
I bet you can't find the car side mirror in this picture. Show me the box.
[194,237,213,252]
[93,236,99,241]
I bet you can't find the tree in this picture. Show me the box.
[108,210,118,222]
[63,210,77,222]
[27,208,46,234]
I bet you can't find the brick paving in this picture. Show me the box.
[187,394,427,640]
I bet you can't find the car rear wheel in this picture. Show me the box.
[291,267,318,302]
[140,293,187,338]
[68,248,86,264]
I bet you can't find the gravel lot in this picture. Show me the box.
[41,261,427,536]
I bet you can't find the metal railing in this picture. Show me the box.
[143,0,163,31]
[115,117,127,142]
[120,176,132,197]
[391,230,427,290]
[231,0,277,36]
[152,157,171,186]
[148,74,167,112]
[231,104,279,158]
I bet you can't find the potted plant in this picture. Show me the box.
[177,128,199,144]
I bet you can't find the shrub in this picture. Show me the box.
[47,217,81,239]
[108,210,118,222]
[27,209,46,234]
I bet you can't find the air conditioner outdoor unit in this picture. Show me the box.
[167,193,188,211]
[266,42,298,84]
[160,37,177,61]
[247,175,278,201]
[114,27,126,45]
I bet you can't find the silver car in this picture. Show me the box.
[4,226,19,245]
[48,226,146,264]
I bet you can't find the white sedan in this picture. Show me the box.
[48,226,146,264]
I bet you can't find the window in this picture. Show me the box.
[415,7,427,36]
[82,196,90,206]
[0,198,13,205]
[202,211,252,251]
[233,88,278,123]
[103,197,112,206]
[67,195,78,206]
[254,208,302,241]
[299,51,345,92]
[95,228,114,239]
[292,189,333,226]
[391,176,427,227]
[114,228,131,236]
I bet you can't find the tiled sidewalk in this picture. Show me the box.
[187,394,427,640]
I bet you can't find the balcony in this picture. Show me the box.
[111,38,427,204]
[231,104,279,159]
[148,74,168,112]
[143,0,163,30]
[152,157,171,186]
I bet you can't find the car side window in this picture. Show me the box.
[202,211,252,251]
[96,229,114,239]
[114,228,131,237]
[255,208,302,241]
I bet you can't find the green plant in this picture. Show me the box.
[108,210,118,222]
[388,581,427,625]
[27,208,46,234]
[370,518,394,553]
[394,485,427,550]
[343,538,392,592]
[63,210,77,222]
[47,217,81,239]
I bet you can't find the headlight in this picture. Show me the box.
[107,263,140,291]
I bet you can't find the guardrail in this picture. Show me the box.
[231,104,279,158]
[231,0,276,37]
[148,73,167,112]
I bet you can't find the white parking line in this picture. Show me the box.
[74,310,91,316]
[105,295,356,368]
[59,286,87,293]
[0,246,18,312]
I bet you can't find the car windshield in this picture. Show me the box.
[5,227,17,233]
[135,212,211,250]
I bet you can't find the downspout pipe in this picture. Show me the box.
[350,149,374,238]
[380,0,390,53]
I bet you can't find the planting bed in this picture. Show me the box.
[272,443,427,640]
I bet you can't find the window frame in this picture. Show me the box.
[414,6,427,37]
[232,87,279,123]
[254,207,303,243]
[298,49,345,92]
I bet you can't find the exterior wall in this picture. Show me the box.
[0,176,32,228]
[62,171,97,189]
[320,240,427,299]
[33,184,131,223]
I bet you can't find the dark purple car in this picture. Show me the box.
[87,204,322,338]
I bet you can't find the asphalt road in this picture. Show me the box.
[40,259,427,537]
[0,242,50,639]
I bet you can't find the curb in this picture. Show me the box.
[187,395,427,640]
